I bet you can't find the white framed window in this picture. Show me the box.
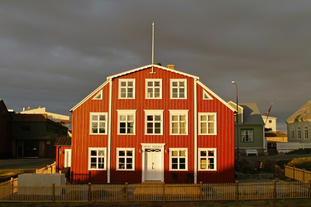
[203,90,213,100]
[169,148,188,171]
[117,148,135,171]
[241,129,253,142]
[90,113,108,135]
[304,126,309,140]
[198,148,217,171]
[88,148,106,170]
[170,110,188,135]
[198,113,217,135]
[146,79,162,99]
[93,90,103,100]
[118,110,136,135]
[170,79,187,99]
[297,126,302,140]
[119,79,135,99]
[290,127,295,139]
[145,110,163,135]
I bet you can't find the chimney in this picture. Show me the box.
[167,65,175,70]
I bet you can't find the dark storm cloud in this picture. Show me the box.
[1,0,311,132]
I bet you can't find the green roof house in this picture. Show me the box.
[228,101,266,156]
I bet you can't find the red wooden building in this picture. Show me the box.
[67,64,235,184]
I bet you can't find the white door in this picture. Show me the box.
[64,149,71,168]
[145,149,162,180]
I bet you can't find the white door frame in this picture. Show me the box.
[141,143,166,182]
[64,149,71,168]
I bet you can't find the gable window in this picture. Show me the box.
[304,126,309,140]
[198,148,217,171]
[170,110,188,135]
[199,113,217,135]
[118,110,136,135]
[145,110,163,135]
[241,129,253,142]
[146,79,162,99]
[2,109,5,117]
[88,148,106,170]
[93,90,103,100]
[90,113,107,134]
[119,79,135,99]
[297,126,302,140]
[290,127,295,139]
[170,148,188,171]
[170,79,187,99]
[117,148,135,171]
[203,91,213,100]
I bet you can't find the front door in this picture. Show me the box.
[145,149,162,181]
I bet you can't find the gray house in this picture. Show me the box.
[228,101,266,155]
[286,101,311,143]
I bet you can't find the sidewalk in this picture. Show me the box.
[0,157,56,170]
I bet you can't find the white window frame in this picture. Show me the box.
[203,90,213,100]
[92,90,103,100]
[241,129,253,142]
[88,147,107,170]
[198,113,217,135]
[119,79,135,99]
[117,110,136,135]
[116,148,135,171]
[144,110,164,135]
[297,126,302,140]
[169,110,189,135]
[290,126,295,139]
[145,79,162,99]
[198,148,217,171]
[170,79,187,99]
[304,126,309,140]
[169,148,188,171]
[64,149,71,168]
[90,112,108,135]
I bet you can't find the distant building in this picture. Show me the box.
[262,116,277,132]
[0,100,13,158]
[20,107,70,123]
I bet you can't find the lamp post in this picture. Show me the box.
[232,81,239,162]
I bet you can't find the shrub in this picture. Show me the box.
[287,157,311,171]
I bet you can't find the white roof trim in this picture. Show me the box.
[70,80,109,112]
[107,64,199,80]
[198,81,235,112]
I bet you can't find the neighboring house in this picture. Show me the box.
[55,137,71,172]
[228,102,266,155]
[0,100,13,158]
[13,114,68,158]
[20,107,70,124]
[286,101,311,143]
[67,64,235,184]
[262,116,277,132]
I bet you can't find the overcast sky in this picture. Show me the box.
[1,1,311,132]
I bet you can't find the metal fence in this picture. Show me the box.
[1,180,311,202]
[285,165,311,183]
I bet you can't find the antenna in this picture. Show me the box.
[151,22,155,73]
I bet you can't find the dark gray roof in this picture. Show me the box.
[54,137,71,146]
[286,101,311,123]
[240,103,264,125]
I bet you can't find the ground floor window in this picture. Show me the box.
[89,148,106,170]
[117,148,135,171]
[198,148,217,171]
[169,148,188,171]
[241,129,253,142]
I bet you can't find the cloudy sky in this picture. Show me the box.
[1,1,310,132]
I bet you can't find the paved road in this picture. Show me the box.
[0,157,56,170]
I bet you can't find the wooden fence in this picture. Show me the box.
[1,180,311,202]
[36,161,57,174]
[285,165,311,183]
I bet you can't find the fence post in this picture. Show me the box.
[273,180,276,201]
[162,182,165,203]
[293,166,295,180]
[88,183,92,202]
[200,181,203,201]
[52,183,55,202]
[309,180,311,199]
[11,177,14,195]
[303,168,305,183]
[125,182,128,202]
[235,181,239,201]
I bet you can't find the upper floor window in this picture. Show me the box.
[145,110,163,135]
[199,113,217,135]
[117,148,135,171]
[169,148,188,171]
[2,109,5,117]
[118,110,136,135]
[90,113,107,135]
[198,148,217,171]
[170,110,188,135]
[146,79,162,99]
[290,127,295,139]
[170,79,187,99]
[119,79,135,99]
[241,129,253,142]
[88,148,106,170]
[93,90,103,100]
[297,126,302,140]
[203,91,213,100]
[304,126,309,140]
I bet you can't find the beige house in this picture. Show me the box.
[262,115,277,132]
[20,107,69,123]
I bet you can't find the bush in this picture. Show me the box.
[287,157,311,171]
